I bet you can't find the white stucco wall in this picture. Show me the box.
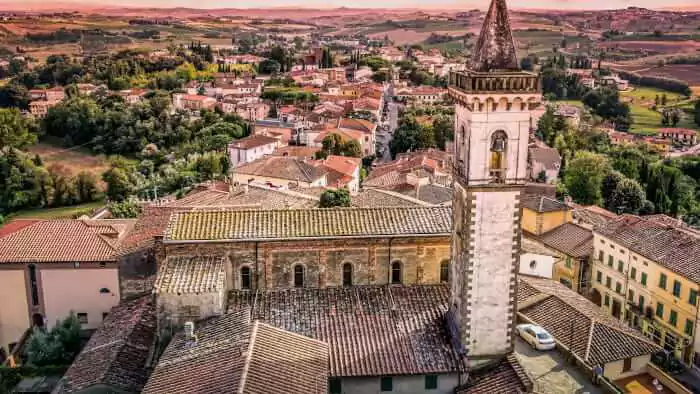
[603,355,650,380]
[519,253,555,279]
[40,268,120,330]
[338,373,459,394]
[0,269,30,351]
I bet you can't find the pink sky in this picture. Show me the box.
[12,0,699,10]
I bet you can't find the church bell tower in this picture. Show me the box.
[447,0,542,365]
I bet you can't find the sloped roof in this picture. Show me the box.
[528,146,562,171]
[339,118,375,133]
[228,285,460,377]
[320,155,361,177]
[0,219,135,263]
[229,134,279,150]
[518,276,660,366]
[54,296,156,394]
[471,0,519,71]
[235,156,327,183]
[530,223,593,258]
[143,309,328,394]
[596,215,700,282]
[456,354,531,394]
[160,182,319,210]
[164,207,452,242]
[522,194,568,213]
[154,256,226,294]
[351,189,426,208]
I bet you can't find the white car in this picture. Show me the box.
[516,324,556,350]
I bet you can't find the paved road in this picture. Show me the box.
[514,338,601,394]
[377,88,399,163]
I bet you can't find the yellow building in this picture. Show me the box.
[0,219,134,359]
[521,195,572,236]
[591,215,700,365]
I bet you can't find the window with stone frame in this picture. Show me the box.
[293,264,305,288]
[440,260,449,283]
[342,263,353,286]
[241,266,252,290]
[391,261,402,284]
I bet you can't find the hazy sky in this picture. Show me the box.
[18,0,696,10]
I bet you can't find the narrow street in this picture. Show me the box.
[377,84,398,163]
[514,338,601,394]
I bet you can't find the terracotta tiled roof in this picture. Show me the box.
[571,205,620,228]
[314,128,363,144]
[228,284,461,377]
[518,276,660,365]
[338,118,375,133]
[228,134,279,150]
[235,156,328,183]
[0,219,135,263]
[530,223,593,258]
[143,309,328,394]
[164,207,452,241]
[351,189,426,208]
[271,146,321,159]
[161,182,319,210]
[456,354,531,393]
[596,215,700,282]
[522,194,568,213]
[154,256,226,294]
[319,155,361,177]
[0,219,41,238]
[54,296,156,393]
[394,184,453,205]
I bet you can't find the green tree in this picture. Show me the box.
[75,171,99,203]
[48,164,77,207]
[563,151,611,205]
[319,188,351,208]
[602,170,624,210]
[610,177,646,214]
[103,166,135,202]
[108,198,143,218]
[0,108,37,149]
[0,149,44,214]
[25,313,81,367]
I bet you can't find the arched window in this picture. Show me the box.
[391,261,402,284]
[293,264,305,288]
[440,260,449,283]
[241,266,252,290]
[342,263,353,286]
[489,130,508,181]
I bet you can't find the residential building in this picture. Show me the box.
[172,94,217,112]
[0,219,135,354]
[599,75,630,91]
[527,222,594,293]
[219,101,269,121]
[271,145,321,160]
[591,215,700,365]
[521,194,571,236]
[657,128,698,146]
[554,104,581,127]
[228,134,281,168]
[29,99,60,117]
[310,155,362,192]
[118,88,148,105]
[528,146,561,184]
[395,86,448,105]
[519,276,660,380]
[232,156,328,188]
[519,237,558,279]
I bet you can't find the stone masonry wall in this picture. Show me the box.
[161,237,451,290]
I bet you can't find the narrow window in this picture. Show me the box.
[342,263,353,286]
[659,273,667,290]
[596,271,602,283]
[607,255,613,267]
[329,378,342,394]
[241,266,252,290]
[604,294,610,306]
[293,265,305,288]
[628,289,635,302]
[440,260,449,283]
[615,282,622,294]
[630,267,637,280]
[425,375,438,390]
[689,289,698,306]
[77,313,88,325]
[656,302,664,318]
[28,264,39,306]
[605,276,611,289]
[669,310,678,326]
[639,295,645,310]
[685,319,694,336]
[641,272,648,286]
[673,280,681,297]
[391,261,402,284]
[380,377,393,392]
[617,260,624,273]
[623,358,632,372]
[489,130,507,181]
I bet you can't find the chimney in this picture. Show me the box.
[184,321,197,345]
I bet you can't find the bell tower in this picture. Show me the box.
[446,0,542,366]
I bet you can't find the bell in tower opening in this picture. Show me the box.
[489,130,507,182]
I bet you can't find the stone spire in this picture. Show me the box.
[471,0,519,72]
